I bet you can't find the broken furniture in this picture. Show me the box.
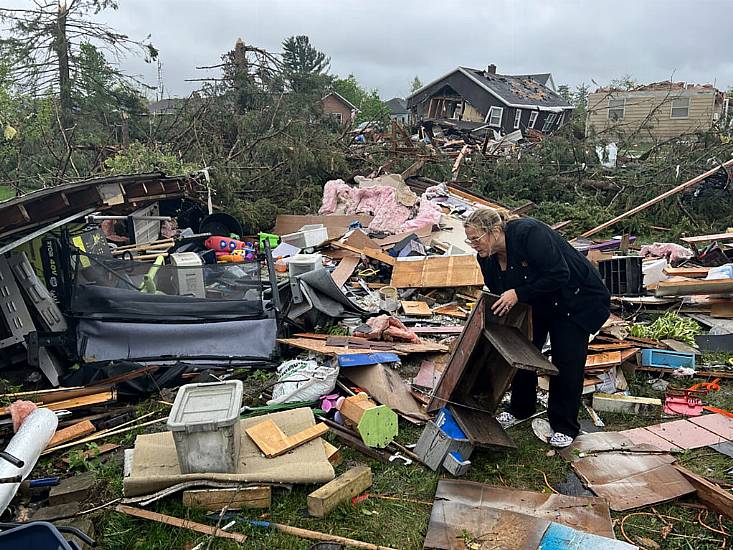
[427,292,558,449]
[167,381,243,474]
[415,407,473,475]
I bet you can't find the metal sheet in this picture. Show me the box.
[433,480,616,539]
[559,433,694,512]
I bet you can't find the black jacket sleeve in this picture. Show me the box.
[513,223,571,302]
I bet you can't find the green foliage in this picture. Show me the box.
[66,443,103,472]
[103,142,199,175]
[332,74,389,124]
[281,35,330,97]
[630,313,701,346]
[410,75,422,92]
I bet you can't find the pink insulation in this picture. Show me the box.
[9,400,38,433]
[319,179,412,233]
[640,243,693,264]
[356,314,422,344]
[398,198,442,233]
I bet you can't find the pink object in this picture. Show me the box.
[320,393,340,413]
[319,180,412,233]
[8,400,38,433]
[356,314,422,344]
[689,413,733,440]
[645,419,726,449]
[205,236,247,253]
[398,198,442,233]
[640,242,693,264]
[618,427,682,452]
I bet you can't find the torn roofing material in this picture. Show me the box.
[0,171,200,250]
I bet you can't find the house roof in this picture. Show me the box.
[513,73,552,88]
[593,81,720,94]
[385,97,408,114]
[407,67,572,112]
[322,91,360,112]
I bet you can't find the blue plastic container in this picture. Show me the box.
[640,349,695,369]
[0,521,77,549]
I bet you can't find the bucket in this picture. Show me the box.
[199,213,244,239]
[378,286,399,312]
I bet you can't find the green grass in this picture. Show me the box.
[75,364,733,549]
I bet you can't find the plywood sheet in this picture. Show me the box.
[401,300,433,317]
[688,413,733,440]
[618,427,682,452]
[645,419,726,449]
[330,256,360,288]
[390,255,483,288]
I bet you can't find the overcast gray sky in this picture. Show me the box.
[13,0,733,99]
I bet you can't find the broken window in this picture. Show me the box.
[332,112,343,123]
[671,97,690,118]
[608,98,625,121]
[486,106,503,127]
[541,113,557,132]
[528,111,538,129]
[513,109,522,129]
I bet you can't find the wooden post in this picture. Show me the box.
[307,466,372,518]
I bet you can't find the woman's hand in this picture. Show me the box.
[491,289,518,316]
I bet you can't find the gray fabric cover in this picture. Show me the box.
[78,318,277,363]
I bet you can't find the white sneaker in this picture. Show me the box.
[549,432,574,448]
[496,412,518,429]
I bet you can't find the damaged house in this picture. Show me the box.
[586,81,728,141]
[406,64,573,134]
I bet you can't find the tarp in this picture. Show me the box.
[124,407,334,497]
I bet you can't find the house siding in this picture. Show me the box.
[586,89,723,140]
[322,95,354,124]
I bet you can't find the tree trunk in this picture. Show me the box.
[54,4,72,132]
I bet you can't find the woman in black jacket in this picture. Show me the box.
[464,207,610,447]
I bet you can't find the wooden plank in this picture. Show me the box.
[578,158,733,238]
[584,351,623,369]
[663,266,710,278]
[272,214,373,240]
[400,300,433,317]
[323,441,342,466]
[431,303,468,319]
[711,301,733,319]
[674,465,733,521]
[277,338,448,356]
[483,326,558,374]
[656,278,733,297]
[449,405,516,450]
[680,232,733,244]
[410,326,464,335]
[331,242,396,266]
[592,393,661,415]
[330,256,360,287]
[114,505,247,543]
[661,339,702,355]
[307,466,372,518]
[390,255,483,288]
[182,486,271,511]
[245,419,328,458]
[588,342,635,352]
[47,420,95,449]
[0,390,116,416]
[343,229,380,250]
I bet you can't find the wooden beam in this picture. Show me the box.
[663,266,710,278]
[680,232,733,244]
[655,278,733,297]
[47,420,96,449]
[114,505,247,543]
[182,486,271,511]
[674,466,733,522]
[245,419,328,458]
[0,390,116,416]
[331,242,396,266]
[578,158,733,238]
[307,466,372,518]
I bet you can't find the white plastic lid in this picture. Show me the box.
[167,380,243,433]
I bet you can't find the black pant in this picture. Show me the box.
[509,312,589,438]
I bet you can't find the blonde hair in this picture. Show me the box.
[464,207,519,234]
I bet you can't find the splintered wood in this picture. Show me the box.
[390,255,483,288]
[245,419,328,458]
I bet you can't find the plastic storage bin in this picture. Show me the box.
[281,224,328,249]
[167,380,243,474]
[0,521,82,550]
[640,349,695,369]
